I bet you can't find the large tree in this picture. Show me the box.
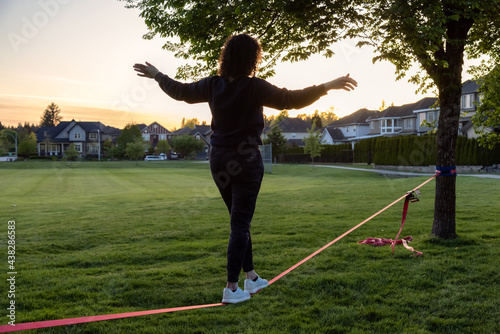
[125,140,147,165]
[123,0,500,238]
[263,125,287,161]
[171,134,204,159]
[40,103,63,127]
[117,123,142,153]
[303,124,323,163]
[17,132,37,158]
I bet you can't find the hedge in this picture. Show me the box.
[354,135,500,166]
[280,144,352,163]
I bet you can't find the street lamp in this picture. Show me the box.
[3,131,17,160]
[97,129,101,162]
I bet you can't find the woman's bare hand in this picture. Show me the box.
[324,74,358,91]
[133,62,160,78]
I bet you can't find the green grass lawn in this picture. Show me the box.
[0,161,499,333]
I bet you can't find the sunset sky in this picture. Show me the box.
[0,0,481,130]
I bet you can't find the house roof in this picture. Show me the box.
[323,127,346,141]
[137,123,148,131]
[273,117,311,132]
[171,124,212,136]
[141,121,171,135]
[190,124,212,136]
[462,80,480,94]
[368,97,438,120]
[36,123,67,142]
[36,120,121,142]
[326,108,377,127]
[171,127,192,136]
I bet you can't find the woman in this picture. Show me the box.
[133,33,357,304]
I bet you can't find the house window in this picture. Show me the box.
[49,145,60,153]
[370,122,374,129]
[89,133,97,140]
[291,133,297,138]
[88,144,98,154]
[419,113,426,126]
[427,111,435,123]
[74,133,81,139]
[74,144,82,152]
[404,118,413,129]
[461,93,474,109]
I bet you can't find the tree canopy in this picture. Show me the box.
[171,134,204,159]
[126,140,147,164]
[303,124,323,163]
[123,0,500,238]
[40,103,62,127]
[117,123,142,151]
[262,125,287,159]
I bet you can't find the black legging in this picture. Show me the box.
[209,145,264,283]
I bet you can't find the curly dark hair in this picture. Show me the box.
[218,34,262,79]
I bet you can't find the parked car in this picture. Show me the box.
[144,155,161,161]
[159,153,167,160]
[169,152,178,160]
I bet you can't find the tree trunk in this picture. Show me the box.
[432,90,460,237]
[431,47,465,239]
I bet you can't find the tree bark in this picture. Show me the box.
[431,20,471,238]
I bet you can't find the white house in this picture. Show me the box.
[321,108,377,145]
[36,120,121,158]
[413,80,481,137]
[365,97,438,136]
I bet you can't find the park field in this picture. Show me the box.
[0,161,499,333]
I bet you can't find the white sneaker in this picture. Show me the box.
[221,287,251,304]
[244,276,269,294]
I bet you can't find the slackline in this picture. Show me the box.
[0,172,439,333]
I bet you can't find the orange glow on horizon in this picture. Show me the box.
[0,96,182,130]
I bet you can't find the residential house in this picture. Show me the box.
[321,127,346,145]
[414,80,480,137]
[321,108,377,145]
[459,80,481,138]
[262,117,312,146]
[36,120,121,158]
[140,121,171,146]
[170,124,213,159]
[367,97,438,137]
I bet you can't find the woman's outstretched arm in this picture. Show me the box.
[133,61,210,104]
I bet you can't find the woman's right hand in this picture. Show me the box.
[324,74,358,91]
